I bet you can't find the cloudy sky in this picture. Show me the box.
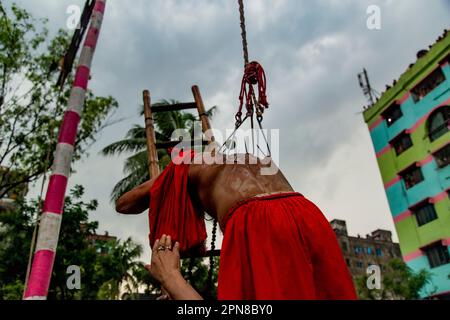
[17,0,450,260]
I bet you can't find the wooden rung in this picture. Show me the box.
[151,102,197,113]
[155,140,208,149]
[180,249,221,259]
[204,249,221,257]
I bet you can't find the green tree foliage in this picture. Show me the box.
[180,256,219,300]
[0,198,34,296]
[94,237,144,299]
[131,264,160,296]
[0,2,118,199]
[0,185,145,300]
[355,259,432,300]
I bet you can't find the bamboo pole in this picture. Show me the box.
[192,85,215,145]
[143,90,160,178]
[23,0,107,300]
[143,90,168,298]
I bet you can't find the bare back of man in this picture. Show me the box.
[115,153,292,220]
[188,153,293,225]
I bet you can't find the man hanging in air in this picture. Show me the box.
[116,151,357,300]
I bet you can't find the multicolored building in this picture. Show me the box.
[363,30,450,299]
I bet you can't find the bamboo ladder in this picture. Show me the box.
[142,85,220,258]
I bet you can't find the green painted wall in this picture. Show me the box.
[376,127,450,185]
[364,34,450,124]
[396,197,450,255]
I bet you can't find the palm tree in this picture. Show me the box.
[132,264,160,296]
[96,237,143,299]
[113,238,143,295]
[102,99,216,201]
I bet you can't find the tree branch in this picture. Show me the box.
[0,169,44,199]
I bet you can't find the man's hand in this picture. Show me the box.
[145,235,181,286]
[145,235,203,300]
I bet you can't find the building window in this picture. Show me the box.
[341,242,348,252]
[428,106,450,142]
[400,165,424,189]
[356,261,364,269]
[413,202,438,226]
[434,144,450,168]
[424,244,450,268]
[411,68,446,102]
[391,132,413,155]
[354,246,363,255]
[375,248,383,257]
[366,247,373,255]
[382,103,403,127]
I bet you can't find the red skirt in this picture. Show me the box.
[217,192,357,300]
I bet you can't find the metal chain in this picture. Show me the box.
[238,0,249,66]
[207,220,218,292]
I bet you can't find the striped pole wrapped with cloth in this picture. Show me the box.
[24,0,107,300]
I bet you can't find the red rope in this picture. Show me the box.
[235,61,269,126]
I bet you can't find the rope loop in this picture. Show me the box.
[234,61,269,128]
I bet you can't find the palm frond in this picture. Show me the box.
[101,138,146,156]
[125,124,146,139]
[204,106,218,118]
[110,167,149,202]
[123,150,148,175]
[155,131,169,142]
[154,111,179,138]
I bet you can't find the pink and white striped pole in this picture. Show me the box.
[24,0,107,300]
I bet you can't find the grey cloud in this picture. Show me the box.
[20,0,450,257]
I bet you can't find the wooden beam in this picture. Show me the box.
[192,85,215,144]
[155,139,208,150]
[180,249,221,259]
[151,102,197,113]
[143,90,160,178]
[204,249,221,257]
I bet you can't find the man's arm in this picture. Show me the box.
[146,235,203,300]
[115,179,156,214]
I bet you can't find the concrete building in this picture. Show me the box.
[85,230,117,255]
[363,30,450,298]
[330,219,402,278]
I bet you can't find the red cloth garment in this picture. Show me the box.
[218,192,357,300]
[148,161,206,256]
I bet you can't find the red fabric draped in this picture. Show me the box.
[148,161,206,256]
[218,192,357,300]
